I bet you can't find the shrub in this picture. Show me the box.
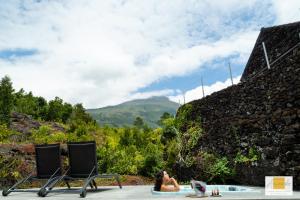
[0,155,22,187]
[0,124,14,142]
[48,131,67,143]
[195,151,234,183]
[165,139,180,171]
[30,125,52,144]
[208,157,233,183]
[234,147,260,164]
[139,143,164,177]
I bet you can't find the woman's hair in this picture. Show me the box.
[154,170,164,191]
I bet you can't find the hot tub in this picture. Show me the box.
[151,185,260,195]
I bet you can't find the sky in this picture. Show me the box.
[0,0,299,108]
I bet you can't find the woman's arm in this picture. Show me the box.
[170,178,180,191]
[160,178,180,192]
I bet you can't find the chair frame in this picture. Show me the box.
[2,143,65,197]
[39,141,122,198]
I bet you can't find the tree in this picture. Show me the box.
[157,112,173,126]
[61,103,73,123]
[14,91,36,116]
[36,96,48,120]
[47,97,64,121]
[133,117,144,128]
[70,103,93,124]
[68,103,95,132]
[157,112,177,143]
[0,76,14,125]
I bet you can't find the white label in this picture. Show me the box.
[265,176,293,195]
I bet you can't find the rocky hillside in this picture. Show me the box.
[9,112,65,136]
[0,112,67,187]
[175,21,300,189]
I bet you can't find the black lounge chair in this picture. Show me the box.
[2,143,65,197]
[39,141,122,198]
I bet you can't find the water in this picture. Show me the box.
[151,185,259,195]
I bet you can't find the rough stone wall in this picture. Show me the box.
[242,21,300,81]
[175,23,300,189]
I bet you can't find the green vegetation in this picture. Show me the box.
[175,103,193,131]
[0,155,22,180]
[195,152,235,183]
[0,76,14,126]
[87,96,180,128]
[97,126,164,177]
[0,75,254,187]
[175,104,203,167]
[0,75,183,187]
[0,124,20,143]
[234,147,260,164]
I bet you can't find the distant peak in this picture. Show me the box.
[148,96,169,100]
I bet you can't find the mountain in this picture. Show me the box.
[87,96,180,128]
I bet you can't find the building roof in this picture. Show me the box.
[241,21,300,81]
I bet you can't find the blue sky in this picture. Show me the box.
[0,0,299,108]
[0,49,37,60]
[139,54,253,93]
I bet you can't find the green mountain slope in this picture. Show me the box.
[87,96,180,128]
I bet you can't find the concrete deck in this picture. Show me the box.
[1,186,300,200]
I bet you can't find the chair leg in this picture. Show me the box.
[92,179,97,190]
[65,180,71,189]
[115,175,122,189]
[89,182,94,189]
[39,174,68,197]
[2,175,33,196]
[38,176,60,197]
[79,176,95,197]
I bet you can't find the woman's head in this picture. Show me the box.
[154,170,170,191]
[162,171,170,183]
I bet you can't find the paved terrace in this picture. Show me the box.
[1,186,300,200]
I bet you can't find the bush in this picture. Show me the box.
[208,157,233,183]
[0,155,22,187]
[30,125,52,144]
[139,143,164,177]
[96,126,165,177]
[48,132,67,143]
[234,147,260,164]
[0,124,13,142]
[161,118,178,144]
[195,151,234,183]
[164,139,180,172]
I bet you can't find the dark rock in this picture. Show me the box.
[263,147,278,159]
[281,135,297,145]
[9,112,66,136]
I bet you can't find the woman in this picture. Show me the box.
[154,170,180,192]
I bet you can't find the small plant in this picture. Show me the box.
[186,125,202,150]
[175,104,193,131]
[234,147,260,164]
[208,157,233,183]
[195,151,234,183]
[0,124,18,143]
[0,155,22,186]
[30,125,52,144]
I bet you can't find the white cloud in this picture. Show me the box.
[169,76,241,104]
[0,0,297,108]
[272,0,300,24]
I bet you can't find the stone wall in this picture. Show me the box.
[241,21,300,81]
[175,22,300,189]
